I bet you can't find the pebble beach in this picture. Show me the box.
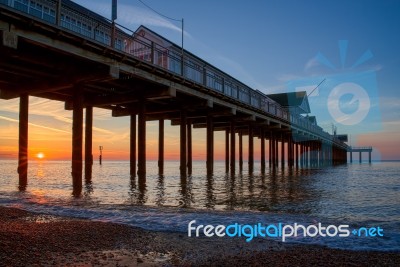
[1,206,399,266]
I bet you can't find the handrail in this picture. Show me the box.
[0,0,348,148]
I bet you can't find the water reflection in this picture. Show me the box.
[36,162,44,178]
[11,161,322,213]
[84,179,93,197]
[179,175,193,208]
[205,174,215,209]
[155,174,165,206]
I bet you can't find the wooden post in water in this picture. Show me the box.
[180,110,187,176]
[248,125,254,173]
[260,129,266,173]
[281,134,285,168]
[295,142,299,169]
[239,131,243,171]
[158,119,164,175]
[18,94,29,190]
[271,133,275,169]
[85,106,93,180]
[287,136,291,168]
[206,115,214,174]
[268,132,272,168]
[130,115,136,176]
[187,120,192,174]
[137,101,146,178]
[230,120,236,173]
[72,87,83,195]
[275,135,279,168]
[359,151,362,163]
[225,128,229,172]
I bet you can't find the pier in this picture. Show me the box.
[348,147,373,163]
[0,0,353,195]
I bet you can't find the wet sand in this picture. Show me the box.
[0,206,399,266]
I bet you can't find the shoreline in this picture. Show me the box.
[0,206,399,266]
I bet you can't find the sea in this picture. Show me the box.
[0,160,399,251]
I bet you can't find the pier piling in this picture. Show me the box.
[72,87,83,195]
[158,119,164,174]
[130,115,136,176]
[85,106,93,180]
[138,101,146,178]
[18,94,29,190]
[230,120,236,173]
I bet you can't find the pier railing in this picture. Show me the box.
[0,0,346,147]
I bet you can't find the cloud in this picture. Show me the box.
[304,56,320,71]
[0,115,70,134]
[0,98,114,135]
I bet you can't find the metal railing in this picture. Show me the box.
[0,0,347,147]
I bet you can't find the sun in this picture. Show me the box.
[36,152,45,159]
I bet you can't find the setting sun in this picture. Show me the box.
[36,152,45,159]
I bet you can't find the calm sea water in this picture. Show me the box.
[0,160,399,251]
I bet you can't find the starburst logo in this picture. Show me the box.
[286,40,382,135]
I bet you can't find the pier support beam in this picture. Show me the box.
[369,151,371,163]
[206,115,214,174]
[248,125,254,173]
[271,133,276,169]
[187,120,192,174]
[18,94,29,190]
[130,115,136,176]
[158,119,164,175]
[72,88,83,195]
[275,135,279,168]
[359,151,362,163]
[84,106,93,180]
[239,131,243,171]
[281,134,285,168]
[137,102,146,178]
[268,133,272,168]
[230,120,236,173]
[260,129,266,173]
[225,128,229,172]
[180,110,187,176]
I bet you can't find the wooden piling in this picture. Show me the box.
[137,101,146,178]
[239,131,243,171]
[206,115,214,174]
[18,94,29,190]
[230,120,236,172]
[158,119,164,174]
[180,110,187,176]
[225,128,229,172]
[72,88,83,195]
[84,106,93,180]
[187,120,192,174]
[130,115,136,176]
[248,125,254,173]
[261,129,266,173]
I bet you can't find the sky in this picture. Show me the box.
[0,0,399,160]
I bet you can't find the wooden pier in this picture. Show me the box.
[348,147,373,163]
[0,0,353,195]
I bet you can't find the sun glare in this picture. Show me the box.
[36,152,45,159]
